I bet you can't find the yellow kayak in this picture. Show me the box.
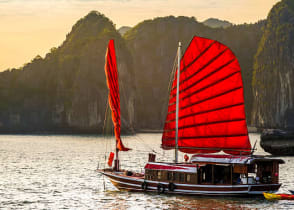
[263,192,294,200]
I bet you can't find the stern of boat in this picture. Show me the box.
[248,184,282,195]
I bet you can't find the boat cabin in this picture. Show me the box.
[144,154,284,185]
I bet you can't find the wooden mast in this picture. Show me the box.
[175,42,181,163]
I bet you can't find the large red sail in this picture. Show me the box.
[162,36,251,155]
[105,40,130,151]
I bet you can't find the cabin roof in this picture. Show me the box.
[190,154,285,164]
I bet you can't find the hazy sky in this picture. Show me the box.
[0,0,280,71]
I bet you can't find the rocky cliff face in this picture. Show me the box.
[252,0,294,129]
[0,11,135,133]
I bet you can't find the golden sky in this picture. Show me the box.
[0,0,280,71]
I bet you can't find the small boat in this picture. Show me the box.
[98,37,285,196]
[263,192,294,200]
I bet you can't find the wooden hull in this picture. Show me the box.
[99,170,281,196]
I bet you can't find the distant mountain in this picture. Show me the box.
[118,26,132,36]
[0,11,135,133]
[252,0,294,129]
[202,18,233,28]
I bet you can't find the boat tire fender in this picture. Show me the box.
[157,183,165,194]
[141,181,148,191]
[168,182,176,191]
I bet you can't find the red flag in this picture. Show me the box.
[108,152,115,167]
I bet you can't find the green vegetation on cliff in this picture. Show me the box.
[252,0,294,128]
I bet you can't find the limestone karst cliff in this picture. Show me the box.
[252,0,294,129]
[0,11,135,133]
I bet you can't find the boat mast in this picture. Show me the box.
[115,148,119,171]
[175,42,181,163]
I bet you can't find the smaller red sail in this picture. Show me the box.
[105,40,130,151]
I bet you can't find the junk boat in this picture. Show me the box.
[98,37,284,196]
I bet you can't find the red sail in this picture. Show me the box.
[105,40,130,151]
[162,36,251,155]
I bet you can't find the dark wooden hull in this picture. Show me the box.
[98,170,281,196]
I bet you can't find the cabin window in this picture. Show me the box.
[257,162,274,184]
[187,174,191,182]
[167,172,172,181]
[198,165,214,184]
[213,165,231,184]
[145,169,158,180]
[179,173,185,182]
[145,169,149,180]
[158,171,161,180]
[248,164,256,173]
[173,172,178,181]
[233,173,242,184]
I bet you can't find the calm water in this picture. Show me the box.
[0,133,294,209]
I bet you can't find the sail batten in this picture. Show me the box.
[162,36,251,155]
[164,118,246,131]
[169,71,240,106]
[175,41,217,78]
[105,40,130,152]
[171,48,229,92]
[166,103,245,123]
[168,86,243,113]
[170,59,237,100]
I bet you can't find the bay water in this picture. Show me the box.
[0,133,293,209]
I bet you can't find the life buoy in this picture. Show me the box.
[141,181,148,191]
[168,182,176,191]
[157,183,165,194]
